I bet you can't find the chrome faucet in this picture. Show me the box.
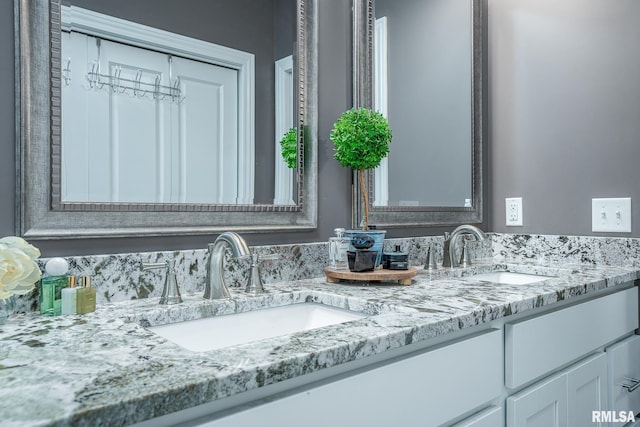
[204,232,250,299]
[442,225,487,268]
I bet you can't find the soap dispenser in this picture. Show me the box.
[40,257,69,316]
[61,276,78,315]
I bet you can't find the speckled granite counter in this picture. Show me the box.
[1,259,638,426]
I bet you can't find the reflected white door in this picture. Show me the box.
[373,16,389,206]
[170,57,239,204]
[274,55,295,205]
[62,32,242,204]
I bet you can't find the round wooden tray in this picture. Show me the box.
[324,266,417,286]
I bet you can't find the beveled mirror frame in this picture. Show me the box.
[15,0,317,239]
[352,0,484,228]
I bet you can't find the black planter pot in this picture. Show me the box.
[347,250,377,272]
[344,230,387,268]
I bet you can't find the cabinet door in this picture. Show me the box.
[607,335,640,423]
[566,353,608,427]
[507,373,567,427]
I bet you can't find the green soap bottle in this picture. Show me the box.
[40,258,69,316]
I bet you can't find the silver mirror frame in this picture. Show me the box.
[15,0,318,239]
[352,0,484,228]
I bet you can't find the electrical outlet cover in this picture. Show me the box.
[506,197,523,226]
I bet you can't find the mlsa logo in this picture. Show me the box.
[592,411,636,423]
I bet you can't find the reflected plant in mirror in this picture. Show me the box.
[279,127,298,169]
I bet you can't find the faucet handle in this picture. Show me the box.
[245,253,279,294]
[142,260,183,305]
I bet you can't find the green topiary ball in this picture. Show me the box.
[330,108,392,170]
[279,127,298,169]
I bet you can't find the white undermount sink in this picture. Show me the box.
[148,302,367,352]
[466,271,554,285]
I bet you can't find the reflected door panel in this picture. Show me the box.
[62,33,170,203]
[274,55,295,205]
[171,57,241,204]
[62,33,241,204]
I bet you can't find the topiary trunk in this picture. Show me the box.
[359,169,369,231]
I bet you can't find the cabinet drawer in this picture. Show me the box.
[607,334,640,417]
[506,287,638,389]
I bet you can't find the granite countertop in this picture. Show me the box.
[1,260,638,426]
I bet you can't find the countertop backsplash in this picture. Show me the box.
[17,235,456,313]
[15,232,638,314]
[492,233,640,267]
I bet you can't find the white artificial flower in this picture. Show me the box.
[0,238,42,300]
[0,236,41,260]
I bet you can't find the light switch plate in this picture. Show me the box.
[592,198,631,233]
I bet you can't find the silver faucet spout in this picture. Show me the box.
[204,232,250,299]
[442,225,487,268]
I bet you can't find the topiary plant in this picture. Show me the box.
[279,127,298,169]
[330,108,392,230]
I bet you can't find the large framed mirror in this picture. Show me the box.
[16,0,317,239]
[352,0,484,228]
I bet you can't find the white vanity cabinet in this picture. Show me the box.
[506,287,639,427]
[202,329,503,427]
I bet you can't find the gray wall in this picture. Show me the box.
[489,0,640,237]
[376,0,472,207]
